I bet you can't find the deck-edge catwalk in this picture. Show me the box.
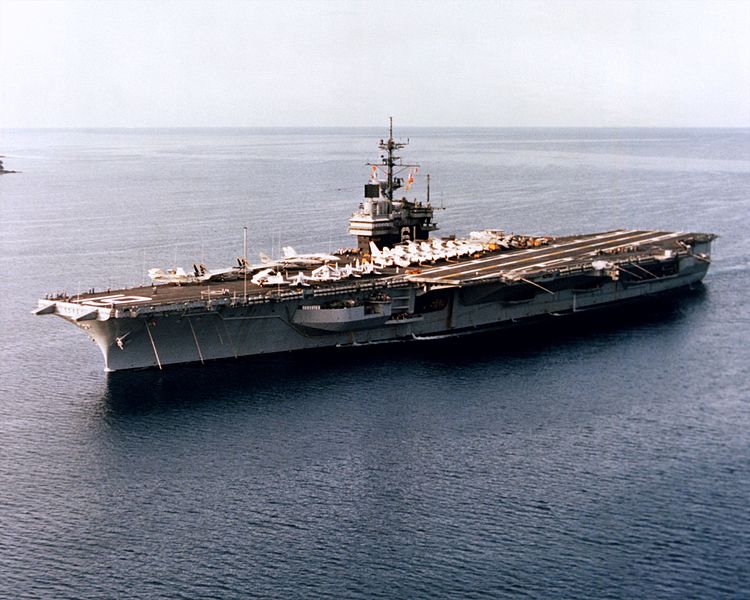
[34,121,716,371]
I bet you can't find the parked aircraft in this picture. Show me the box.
[280,246,340,267]
[148,264,241,285]
[251,268,289,286]
[288,272,312,287]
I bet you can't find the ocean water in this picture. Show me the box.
[1,128,748,599]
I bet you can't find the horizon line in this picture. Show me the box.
[2,124,750,130]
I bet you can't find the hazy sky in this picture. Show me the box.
[1,0,748,127]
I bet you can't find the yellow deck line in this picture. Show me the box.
[467,231,685,282]
[417,230,666,283]
[414,230,684,281]
[416,229,629,278]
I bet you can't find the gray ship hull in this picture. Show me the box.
[37,241,712,372]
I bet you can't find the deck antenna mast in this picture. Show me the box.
[386,116,396,200]
[243,226,248,301]
[372,116,419,201]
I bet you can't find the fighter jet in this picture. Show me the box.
[147,264,241,285]
[279,246,340,268]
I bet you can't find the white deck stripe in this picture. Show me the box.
[418,230,669,282]
[416,229,629,277]
[467,231,685,282]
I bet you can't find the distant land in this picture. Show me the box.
[0,157,18,174]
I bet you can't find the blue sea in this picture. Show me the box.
[1,128,748,599]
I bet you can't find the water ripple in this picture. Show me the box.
[1,128,748,599]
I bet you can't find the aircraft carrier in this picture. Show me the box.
[34,122,716,372]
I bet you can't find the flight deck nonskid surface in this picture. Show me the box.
[405,229,692,285]
[52,229,703,312]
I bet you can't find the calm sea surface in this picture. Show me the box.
[1,128,748,598]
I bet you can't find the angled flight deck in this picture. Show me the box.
[405,229,691,286]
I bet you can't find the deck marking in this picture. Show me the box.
[417,230,681,283]
[481,231,682,280]
[79,294,152,307]
[415,230,645,280]
[468,231,684,281]
[416,230,629,277]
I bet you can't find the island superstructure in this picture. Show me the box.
[34,122,716,372]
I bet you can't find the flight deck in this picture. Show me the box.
[40,228,710,316]
[404,229,704,286]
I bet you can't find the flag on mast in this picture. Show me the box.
[406,169,415,191]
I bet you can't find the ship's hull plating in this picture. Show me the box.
[57,254,710,371]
